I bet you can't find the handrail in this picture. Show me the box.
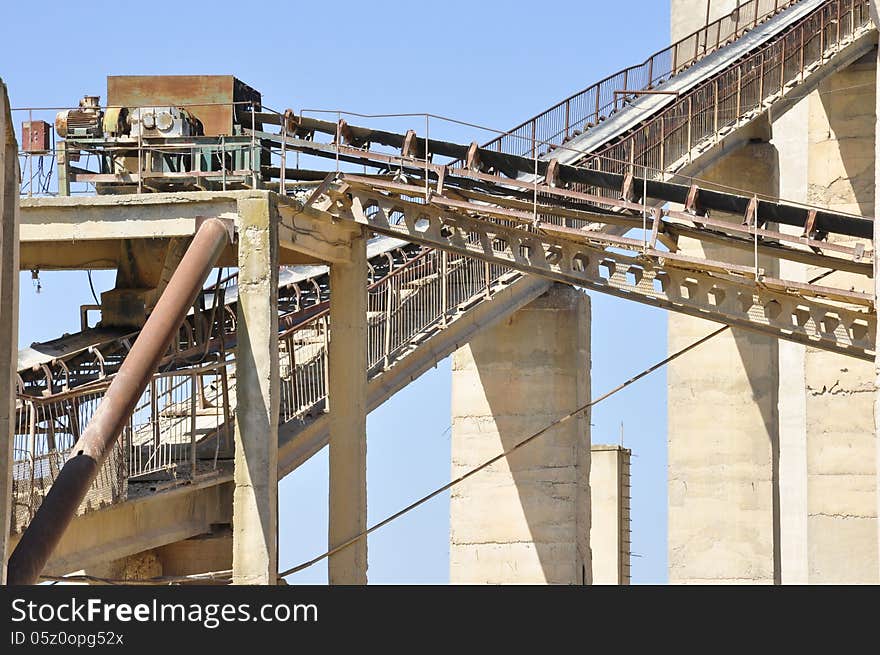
[481,0,800,158]
[9,239,514,536]
[592,0,872,176]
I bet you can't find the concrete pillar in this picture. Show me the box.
[0,79,20,585]
[674,0,879,588]
[590,445,632,585]
[667,141,781,584]
[802,55,878,582]
[450,284,591,584]
[772,99,810,584]
[232,197,279,585]
[327,228,368,584]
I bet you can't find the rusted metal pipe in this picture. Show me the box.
[6,218,230,585]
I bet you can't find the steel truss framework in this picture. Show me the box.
[304,174,874,361]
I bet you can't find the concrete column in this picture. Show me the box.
[667,142,781,584]
[802,55,878,582]
[772,99,810,584]
[327,227,368,584]
[0,79,20,585]
[450,284,591,584]
[590,445,632,585]
[232,197,279,585]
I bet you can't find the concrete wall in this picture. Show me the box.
[450,284,591,584]
[590,445,632,584]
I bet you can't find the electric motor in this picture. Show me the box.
[55,96,103,139]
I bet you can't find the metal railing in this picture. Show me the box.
[10,0,869,535]
[592,0,871,179]
[480,0,799,159]
[10,239,517,533]
[277,248,514,426]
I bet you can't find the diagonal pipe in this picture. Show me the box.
[7,218,231,585]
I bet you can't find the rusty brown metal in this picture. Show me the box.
[6,218,230,585]
[107,75,260,137]
[21,121,50,153]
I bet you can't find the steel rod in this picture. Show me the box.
[6,218,230,585]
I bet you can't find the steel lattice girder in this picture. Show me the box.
[311,184,875,361]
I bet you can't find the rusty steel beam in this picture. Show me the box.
[312,181,875,361]
[251,118,873,239]
[6,218,230,585]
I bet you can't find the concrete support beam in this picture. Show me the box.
[276,197,365,265]
[87,527,232,582]
[327,227,368,584]
[590,445,632,585]
[232,196,280,585]
[667,141,781,584]
[0,78,20,585]
[450,284,591,584]
[19,192,238,242]
[8,479,233,577]
[772,99,810,584]
[17,191,342,270]
[802,53,878,582]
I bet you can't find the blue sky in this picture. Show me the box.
[2,0,671,583]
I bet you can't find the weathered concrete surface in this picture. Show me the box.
[0,78,20,585]
[87,526,232,581]
[672,0,878,583]
[8,480,233,577]
[232,196,280,585]
[590,445,631,585]
[88,551,163,581]
[802,55,878,582]
[18,190,341,268]
[155,526,232,577]
[668,142,780,584]
[772,99,810,584]
[328,229,369,584]
[450,284,591,584]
